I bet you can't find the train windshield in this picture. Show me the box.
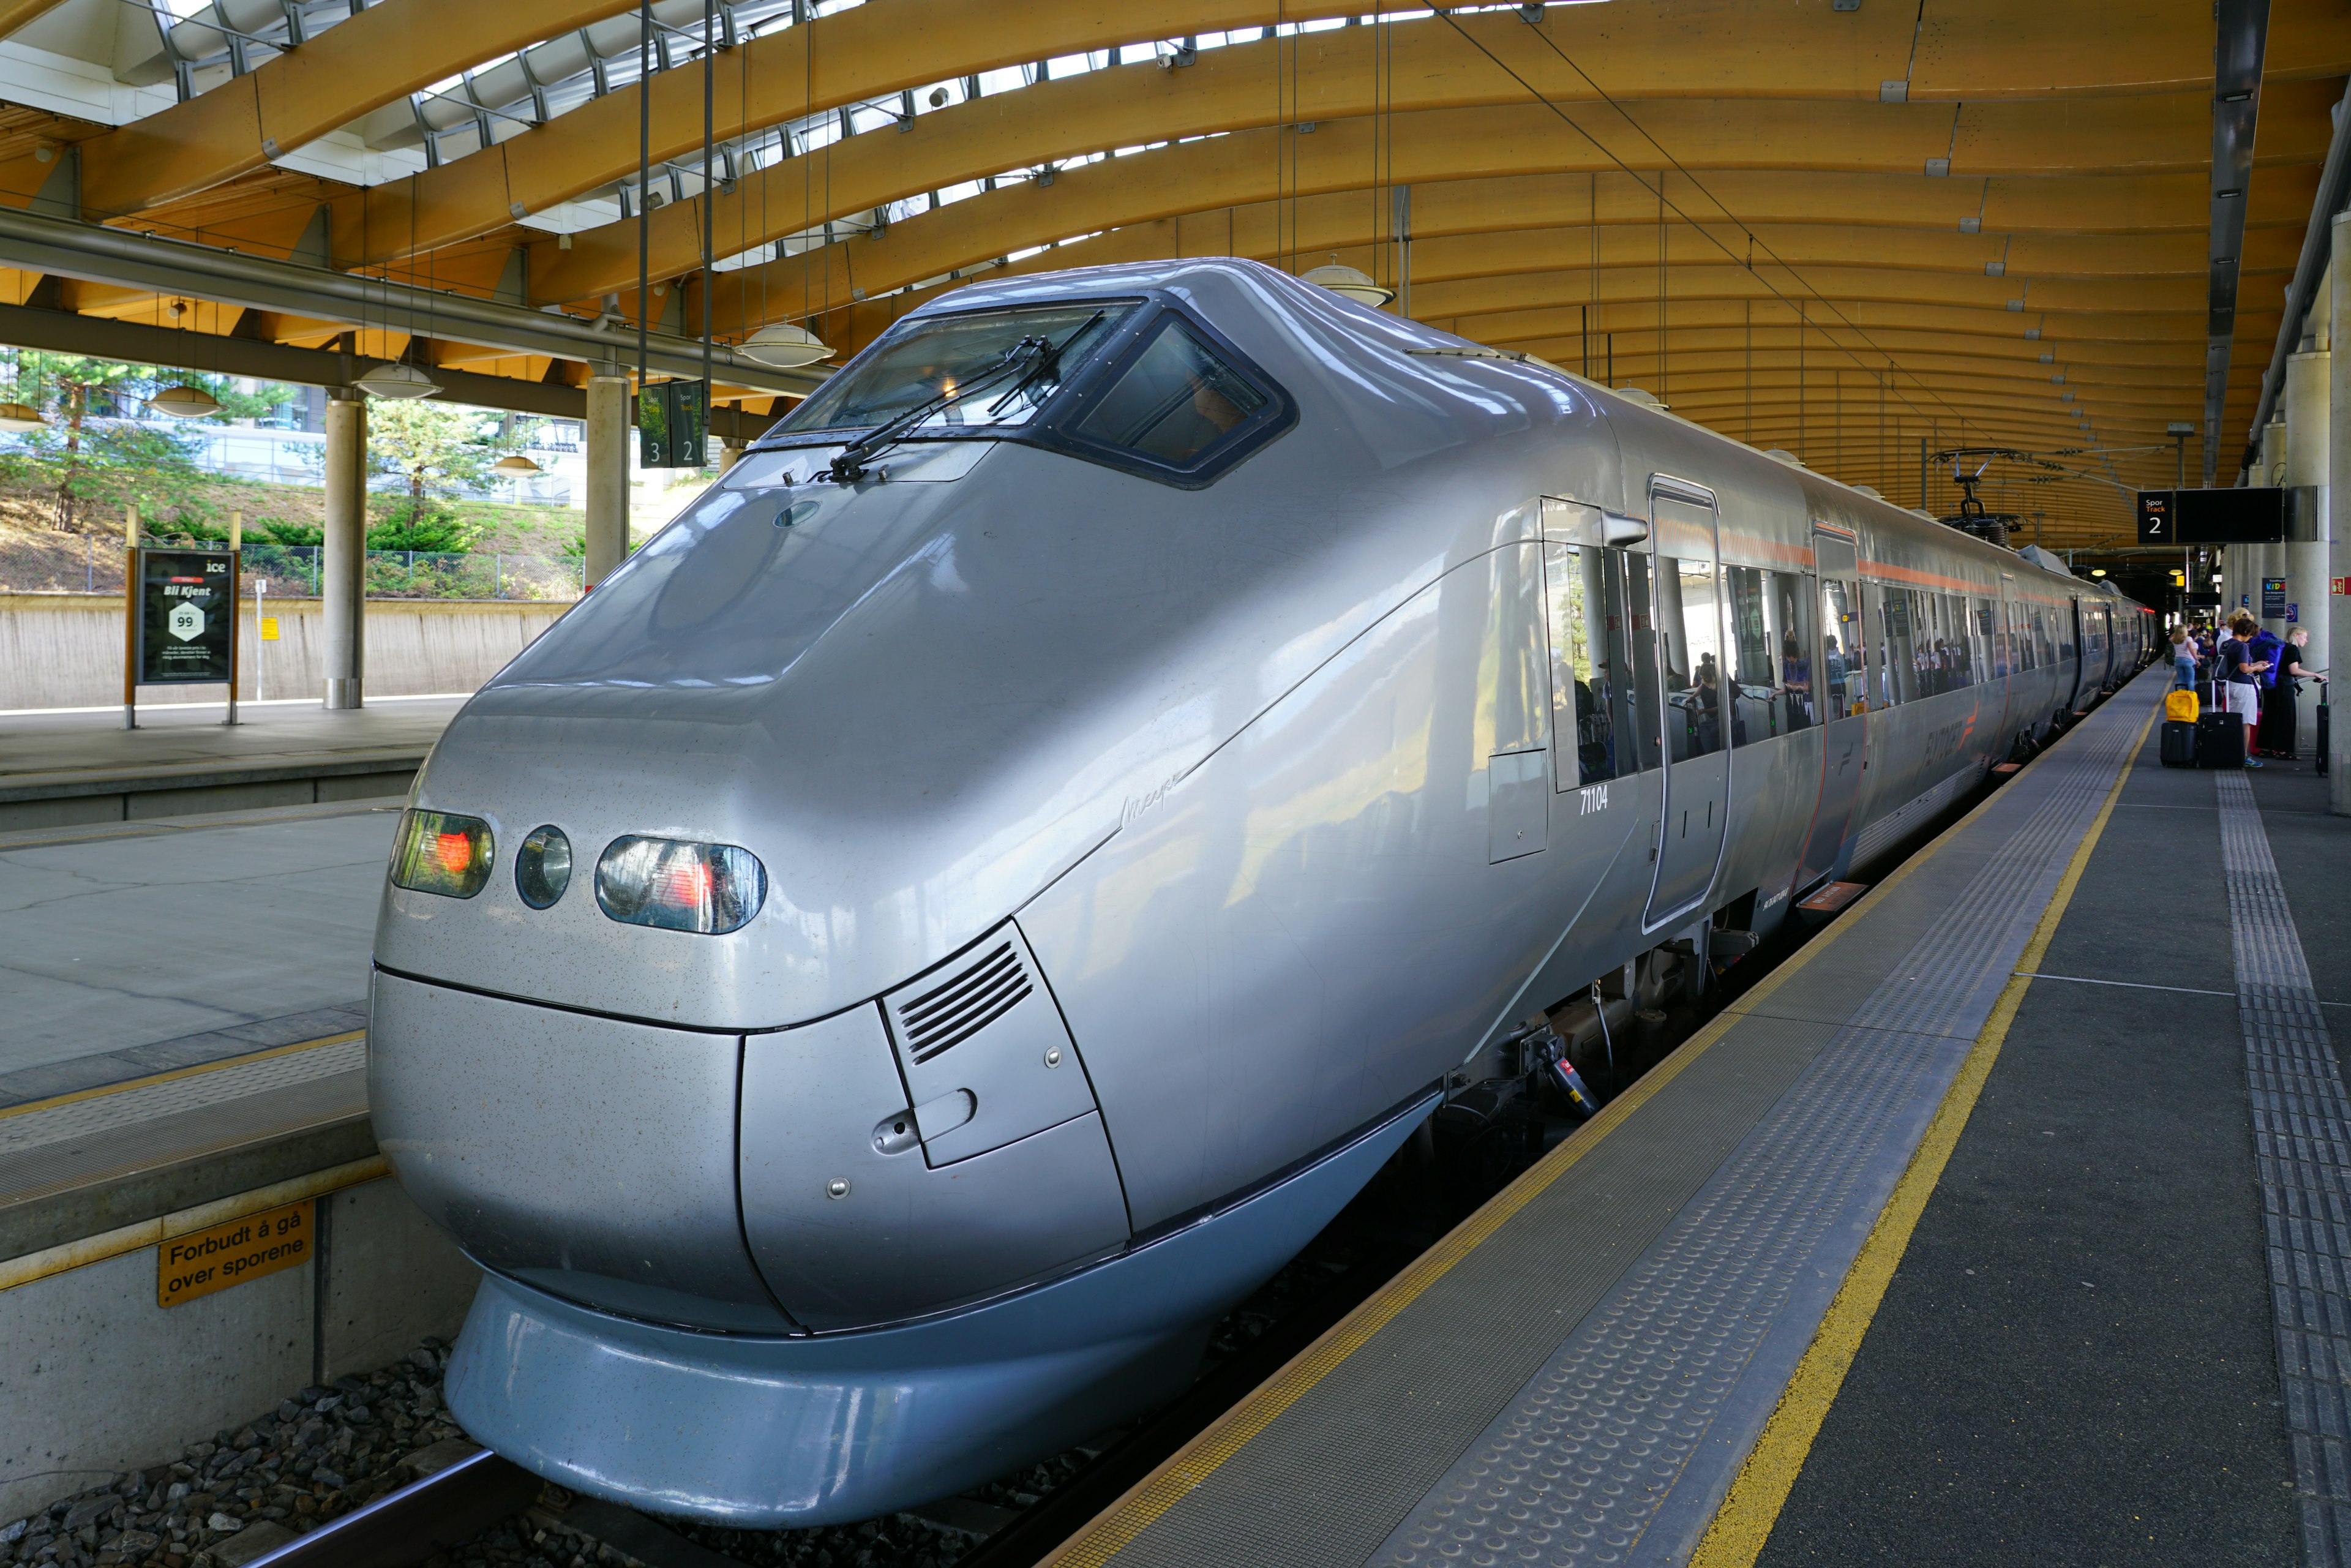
[778,302,1136,435]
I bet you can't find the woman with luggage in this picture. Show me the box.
[2258,626,2323,759]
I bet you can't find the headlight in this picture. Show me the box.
[595,836,766,935]
[389,809,493,899]
[514,825,572,909]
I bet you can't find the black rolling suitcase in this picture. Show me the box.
[2160,720,2198,768]
[2196,711,2244,769]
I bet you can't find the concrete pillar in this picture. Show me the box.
[321,392,366,710]
[584,373,631,587]
[2331,212,2351,811]
[2285,349,2330,743]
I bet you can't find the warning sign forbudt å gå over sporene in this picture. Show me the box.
[157,1199,310,1307]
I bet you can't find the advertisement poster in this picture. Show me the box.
[137,549,234,685]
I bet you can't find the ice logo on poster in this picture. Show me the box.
[167,601,205,641]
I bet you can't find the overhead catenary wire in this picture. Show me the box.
[1436,9,1977,448]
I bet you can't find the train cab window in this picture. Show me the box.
[1543,542,1659,786]
[1819,576,1864,716]
[776,302,1136,434]
[1724,565,1815,742]
[1069,315,1271,467]
[1657,549,1725,759]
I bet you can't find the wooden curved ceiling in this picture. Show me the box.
[0,0,2342,547]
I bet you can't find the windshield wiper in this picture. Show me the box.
[827,310,1108,484]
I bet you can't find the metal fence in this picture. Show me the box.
[0,538,585,601]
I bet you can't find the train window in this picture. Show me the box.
[1543,543,1657,784]
[1873,585,1917,707]
[1070,316,1271,467]
[1723,565,1814,743]
[1657,551,1724,759]
[1819,577,1863,716]
[776,302,1137,433]
[1973,596,2002,680]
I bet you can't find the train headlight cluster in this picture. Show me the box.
[392,816,763,934]
[594,835,767,935]
[389,810,495,899]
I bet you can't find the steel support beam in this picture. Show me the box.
[2239,78,2351,481]
[2201,0,2270,485]
[0,302,784,438]
[0,206,825,399]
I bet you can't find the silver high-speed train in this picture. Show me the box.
[369,257,2154,1526]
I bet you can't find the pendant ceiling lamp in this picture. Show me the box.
[1301,263,1395,309]
[740,323,835,369]
[0,401,43,432]
[493,454,543,474]
[355,362,441,400]
[150,383,223,419]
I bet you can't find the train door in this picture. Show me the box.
[1796,526,1865,891]
[1540,497,1660,803]
[1645,478,1730,928]
[2066,598,2087,713]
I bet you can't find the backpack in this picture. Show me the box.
[2165,688,2200,723]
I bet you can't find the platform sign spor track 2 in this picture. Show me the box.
[158,1199,310,1307]
[137,549,234,684]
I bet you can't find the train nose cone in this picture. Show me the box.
[375,445,1216,1030]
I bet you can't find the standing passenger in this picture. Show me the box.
[2170,626,2196,691]
[2218,617,2270,767]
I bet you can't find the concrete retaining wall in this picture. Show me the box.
[0,595,570,710]
[0,1171,480,1525]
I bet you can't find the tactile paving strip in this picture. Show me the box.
[1367,706,2147,1567]
[0,1037,366,1158]
[2218,771,2351,1567]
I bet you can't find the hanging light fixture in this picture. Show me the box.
[354,362,442,400]
[493,454,543,474]
[1301,263,1395,308]
[740,323,836,369]
[150,383,223,419]
[0,400,43,432]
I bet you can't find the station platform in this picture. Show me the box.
[0,797,397,1252]
[1051,666,2344,1567]
[0,694,460,830]
[0,790,478,1523]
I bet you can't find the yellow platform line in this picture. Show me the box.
[1687,694,2159,1568]
[1041,685,2158,1567]
[0,1029,366,1125]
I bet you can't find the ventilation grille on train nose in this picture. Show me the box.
[899,941,1033,1064]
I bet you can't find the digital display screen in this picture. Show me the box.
[2137,488,2284,544]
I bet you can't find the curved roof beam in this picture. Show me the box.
[65,0,643,219]
[699,165,2310,337]
[0,0,72,41]
[342,0,2350,270]
[530,73,2340,309]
